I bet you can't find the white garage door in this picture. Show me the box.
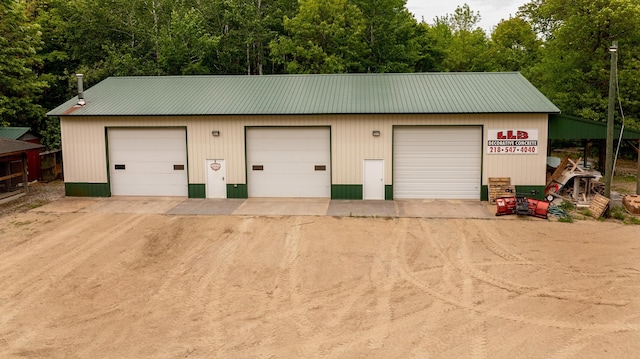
[394,126,481,199]
[247,127,330,197]
[108,128,188,196]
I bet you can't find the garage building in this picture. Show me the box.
[47,73,560,200]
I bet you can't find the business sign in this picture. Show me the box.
[487,129,539,155]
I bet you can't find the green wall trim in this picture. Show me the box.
[481,185,489,201]
[227,184,248,198]
[65,182,110,197]
[187,184,249,198]
[332,184,363,200]
[515,185,546,200]
[482,185,545,201]
[188,184,206,198]
[385,185,393,200]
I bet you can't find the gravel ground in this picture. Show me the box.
[0,180,65,217]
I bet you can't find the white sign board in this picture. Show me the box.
[487,129,539,155]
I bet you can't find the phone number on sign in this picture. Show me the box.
[488,146,537,154]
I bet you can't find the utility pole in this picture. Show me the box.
[604,41,617,205]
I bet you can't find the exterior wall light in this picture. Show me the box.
[372,130,381,137]
[212,130,220,136]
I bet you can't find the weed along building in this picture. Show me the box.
[48,73,560,200]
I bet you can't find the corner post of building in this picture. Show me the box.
[21,153,29,194]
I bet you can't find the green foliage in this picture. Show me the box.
[350,0,420,72]
[490,17,541,72]
[157,8,220,75]
[558,215,574,223]
[608,205,640,224]
[433,4,493,72]
[0,0,48,127]
[40,116,60,150]
[521,0,640,127]
[611,206,627,220]
[558,200,576,212]
[270,0,369,73]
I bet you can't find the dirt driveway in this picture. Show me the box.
[1,207,639,358]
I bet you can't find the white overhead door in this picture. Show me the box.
[247,127,330,197]
[108,128,188,196]
[394,126,481,199]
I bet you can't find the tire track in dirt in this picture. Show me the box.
[291,220,404,357]
[475,227,527,262]
[390,219,465,356]
[405,300,449,357]
[205,218,255,354]
[365,254,394,350]
[473,223,634,306]
[394,221,640,333]
[479,222,640,278]
[265,217,311,352]
[0,212,96,274]
[549,311,640,359]
[0,213,146,304]
[194,216,258,358]
[0,213,148,354]
[459,226,537,293]
[392,219,491,357]
[470,224,639,328]
[457,223,631,307]
[459,227,488,359]
[416,219,459,297]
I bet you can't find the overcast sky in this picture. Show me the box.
[406,0,525,33]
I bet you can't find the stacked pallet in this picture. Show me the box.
[488,177,515,204]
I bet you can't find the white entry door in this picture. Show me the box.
[206,159,226,198]
[363,159,384,200]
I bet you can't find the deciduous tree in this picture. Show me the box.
[270,0,368,73]
[0,0,48,127]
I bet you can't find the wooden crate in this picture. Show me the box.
[488,177,514,203]
[589,193,610,218]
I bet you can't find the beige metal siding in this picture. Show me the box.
[61,117,108,183]
[60,113,548,188]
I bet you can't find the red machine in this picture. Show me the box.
[495,191,549,219]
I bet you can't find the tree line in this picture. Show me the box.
[2,0,640,149]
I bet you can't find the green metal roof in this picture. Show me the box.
[549,114,640,140]
[0,127,33,140]
[48,72,560,116]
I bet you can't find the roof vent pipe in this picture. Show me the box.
[76,74,86,106]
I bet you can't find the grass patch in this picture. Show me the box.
[557,200,575,212]
[557,215,573,223]
[578,209,593,217]
[26,202,45,209]
[608,206,640,225]
[611,206,627,221]
[614,174,637,183]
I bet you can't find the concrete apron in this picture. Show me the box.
[35,197,495,219]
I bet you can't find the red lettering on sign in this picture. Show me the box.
[497,130,528,139]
